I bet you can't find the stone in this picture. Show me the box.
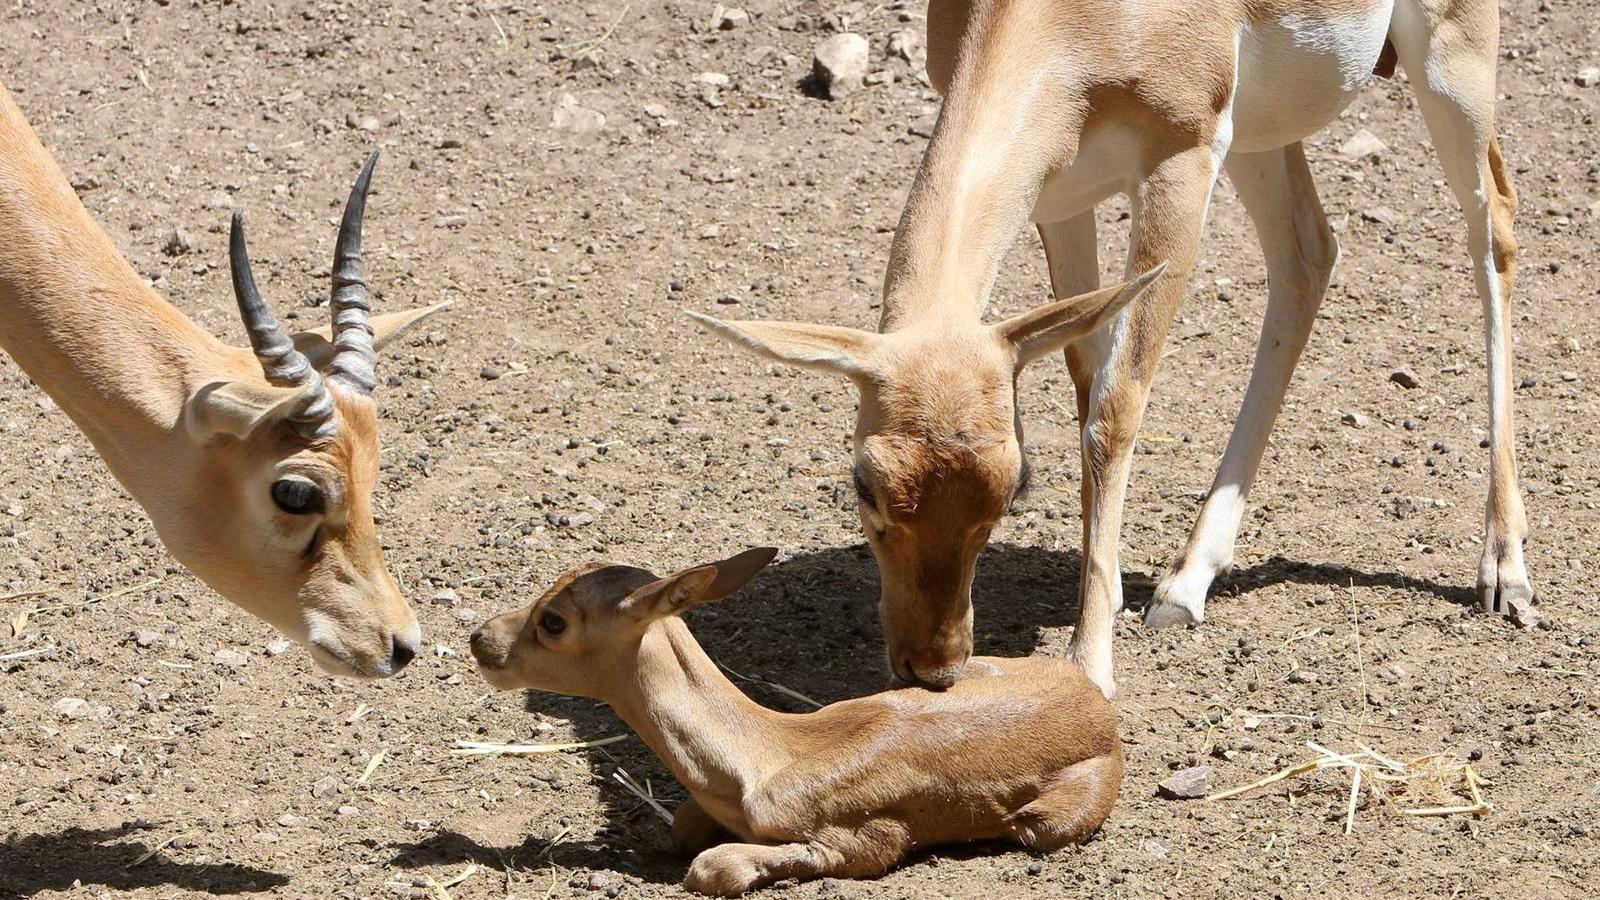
[52,698,92,719]
[710,5,749,30]
[813,34,870,99]
[430,588,460,606]
[1576,67,1600,88]
[452,608,480,624]
[551,93,606,134]
[1341,411,1371,428]
[265,637,294,657]
[1361,206,1403,228]
[1389,367,1421,389]
[693,71,731,88]
[887,29,922,63]
[311,776,339,799]
[480,366,502,380]
[1339,129,1387,160]
[133,630,159,648]
[1156,765,1211,800]
[161,227,193,257]
[213,649,249,668]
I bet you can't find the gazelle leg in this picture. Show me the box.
[1389,0,1533,623]
[683,824,909,896]
[1003,752,1124,850]
[1146,142,1338,627]
[1066,145,1224,696]
[1038,212,1107,601]
[672,796,733,856]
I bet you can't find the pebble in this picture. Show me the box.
[133,630,159,648]
[452,608,480,624]
[1288,669,1319,684]
[1389,367,1421,389]
[337,805,360,817]
[1156,765,1211,800]
[1576,66,1600,88]
[52,698,93,720]
[1340,411,1371,428]
[1339,129,1387,160]
[586,872,611,890]
[813,34,870,99]
[265,637,294,657]
[551,93,606,133]
[480,366,502,380]
[312,776,339,799]
[710,5,749,30]
[213,649,249,668]
[430,588,460,606]
[162,227,193,257]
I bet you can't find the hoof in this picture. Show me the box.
[1478,541,1537,627]
[1142,599,1201,630]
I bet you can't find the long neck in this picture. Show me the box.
[605,619,794,807]
[880,4,1083,332]
[0,82,227,462]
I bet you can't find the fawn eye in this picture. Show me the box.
[272,477,324,515]
[539,611,567,637]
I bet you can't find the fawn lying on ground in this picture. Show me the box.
[470,548,1123,896]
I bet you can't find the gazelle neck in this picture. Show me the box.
[605,618,794,807]
[879,16,1080,333]
[0,83,230,467]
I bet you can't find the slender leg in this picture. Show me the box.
[1066,145,1225,696]
[1389,0,1533,623]
[1145,142,1339,627]
[683,823,910,896]
[1039,211,1105,599]
[1003,751,1124,850]
[672,796,733,856]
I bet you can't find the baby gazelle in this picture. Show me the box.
[471,548,1123,896]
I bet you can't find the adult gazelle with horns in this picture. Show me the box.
[0,81,447,678]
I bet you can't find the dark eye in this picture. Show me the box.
[272,477,325,515]
[539,611,567,637]
[853,470,877,508]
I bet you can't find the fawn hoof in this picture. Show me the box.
[1144,562,1213,629]
[1478,540,1537,627]
[684,846,762,897]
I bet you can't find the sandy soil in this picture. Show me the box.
[1,1,1597,898]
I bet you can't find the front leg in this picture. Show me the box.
[672,796,733,856]
[683,823,911,896]
[1067,145,1224,696]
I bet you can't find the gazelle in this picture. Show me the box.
[692,0,1527,696]
[0,81,446,678]
[471,548,1123,897]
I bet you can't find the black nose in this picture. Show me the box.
[390,640,416,671]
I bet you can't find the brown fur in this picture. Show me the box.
[0,80,446,677]
[471,551,1123,897]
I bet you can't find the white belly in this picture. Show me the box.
[1229,2,1394,154]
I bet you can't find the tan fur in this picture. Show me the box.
[471,551,1123,897]
[0,80,446,678]
[694,0,1528,696]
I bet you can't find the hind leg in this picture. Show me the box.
[684,822,911,896]
[1004,752,1124,850]
[1390,0,1533,623]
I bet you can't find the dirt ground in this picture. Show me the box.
[2,1,1597,898]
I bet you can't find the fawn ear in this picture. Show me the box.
[994,263,1167,367]
[687,312,881,381]
[292,302,453,369]
[622,548,778,620]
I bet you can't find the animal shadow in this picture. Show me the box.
[0,825,289,898]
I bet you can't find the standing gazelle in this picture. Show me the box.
[694,0,1526,696]
[0,81,446,678]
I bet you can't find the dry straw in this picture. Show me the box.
[1208,740,1491,834]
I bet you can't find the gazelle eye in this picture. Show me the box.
[539,611,567,637]
[852,469,877,508]
[272,477,325,515]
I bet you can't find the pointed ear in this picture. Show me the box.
[687,311,881,381]
[621,547,778,621]
[184,381,321,442]
[698,547,778,603]
[995,263,1168,367]
[292,301,453,369]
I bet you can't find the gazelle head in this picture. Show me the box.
[470,548,778,697]
[690,267,1164,688]
[174,153,446,679]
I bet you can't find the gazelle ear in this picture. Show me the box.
[621,547,778,621]
[292,301,453,370]
[184,381,329,442]
[687,312,881,381]
[995,263,1168,367]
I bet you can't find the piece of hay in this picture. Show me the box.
[451,735,628,756]
[1208,741,1491,829]
[612,767,674,825]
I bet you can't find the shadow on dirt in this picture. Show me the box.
[386,540,1470,886]
[0,826,289,898]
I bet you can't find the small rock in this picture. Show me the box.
[161,228,193,257]
[430,588,460,606]
[1339,129,1387,160]
[337,805,360,817]
[480,366,502,380]
[1576,66,1600,88]
[1389,367,1421,389]
[693,71,731,88]
[1361,206,1403,228]
[709,6,749,30]
[253,831,279,844]
[134,630,160,648]
[888,29,922,63]
[205,191,232,210]
[1340,411,1371,428]
[52,698,92,720]
[312,776,339,799]
[1156,765,1211,800]
[813,34,870,99]
[277,813,309,829]
[434,214,468,229]
[265,637,294,657]
[452,608,480,624]
[436,137,465,150]
[586,872,611,890]
[213,649,249,668]
[551,93,606,134]
[344,112,379,132]
[1288,669,1319,684]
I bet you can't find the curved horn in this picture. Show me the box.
[326,151,379,394]
[229,210,337,439]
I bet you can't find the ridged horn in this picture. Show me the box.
[229,209,337,439]
[326,151,379,394]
